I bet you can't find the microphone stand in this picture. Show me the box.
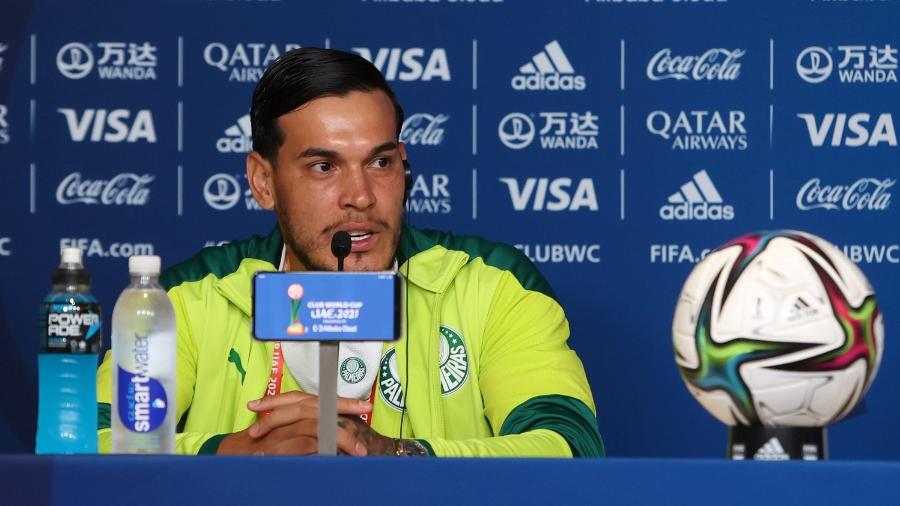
[318,232,351,456]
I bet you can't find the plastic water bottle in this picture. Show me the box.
[36,247,102,454]
[111,255,176,453]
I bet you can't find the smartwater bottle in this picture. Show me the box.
[36,247,102,454]
[111,255,176,453]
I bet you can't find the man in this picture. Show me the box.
[96,48,604,457]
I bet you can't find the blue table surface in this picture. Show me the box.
[2,456,900,505]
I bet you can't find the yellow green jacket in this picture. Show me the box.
[97,226,604,457]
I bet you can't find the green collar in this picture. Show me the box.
[214,225,469,316]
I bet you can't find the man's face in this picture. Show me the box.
[256,90,406,272]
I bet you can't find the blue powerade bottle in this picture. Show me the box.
[36,247,102,454]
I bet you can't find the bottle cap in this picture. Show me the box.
[129,255,161,275]
[60,247,83,266]
[52,247,90,285]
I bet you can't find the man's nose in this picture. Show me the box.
[339,166,375,211]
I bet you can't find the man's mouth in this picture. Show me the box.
[325,220,389,255]
[348,231,373,242]
[337,227,379,253]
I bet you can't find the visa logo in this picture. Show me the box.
[351,47,450,82]
[499,177,598,211]
[797,113,897,147]
[57,108,156,143]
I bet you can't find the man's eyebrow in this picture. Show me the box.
[298,147,339,159]
[297,142,398,160]
[367,141,398,158]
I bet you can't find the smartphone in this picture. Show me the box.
[252,271,400,341]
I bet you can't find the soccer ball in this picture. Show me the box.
[672,230,884,427]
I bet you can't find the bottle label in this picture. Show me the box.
[117,333,168,433]
[42,302,102,354]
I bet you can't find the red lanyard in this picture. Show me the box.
[265,341,284,398]
[264,341,376,426]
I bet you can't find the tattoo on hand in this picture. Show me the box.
[338,417,394,455]
[338,417,428,456]
[395,439,428,457]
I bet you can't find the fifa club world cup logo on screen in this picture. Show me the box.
[287,283,305,335]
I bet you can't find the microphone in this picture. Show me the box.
[331,231,351,272]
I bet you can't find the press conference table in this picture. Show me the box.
[2,456,899,505]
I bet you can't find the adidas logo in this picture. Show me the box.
[659,170,734,221]
[511,40,586,91]
[0,43,7,73]
[754,437,790,461]
[787,296,819,321]
[216,114,252,153]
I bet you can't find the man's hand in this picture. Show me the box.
[337,416,429,457]
[336,416,395,455]
[216,391,372,456]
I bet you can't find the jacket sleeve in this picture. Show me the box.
[424,267,604,458]
[96,285,222,455]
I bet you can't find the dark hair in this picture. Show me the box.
[250,47,404,162]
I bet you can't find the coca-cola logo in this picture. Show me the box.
[400,113,448,146]
[796,177,894,211]
[647,48,745,81]
[56,172,154,206]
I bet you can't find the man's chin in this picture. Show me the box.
[343,253,394,272]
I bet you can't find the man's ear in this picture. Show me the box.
[246,151,275,209]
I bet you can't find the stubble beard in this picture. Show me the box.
[276,205,402,272]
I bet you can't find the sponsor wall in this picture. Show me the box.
[0,0,898,458]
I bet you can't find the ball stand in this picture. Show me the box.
[728,426,827,461]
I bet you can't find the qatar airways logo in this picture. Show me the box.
[56,172,154,206]
[406,173,451,214]
[647,48,745,81]
[796,177,894,211]
[400,113,448,146]
[204,42,301,82]
[646,110,747,150]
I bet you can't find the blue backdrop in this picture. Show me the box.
[1,0,899,459]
